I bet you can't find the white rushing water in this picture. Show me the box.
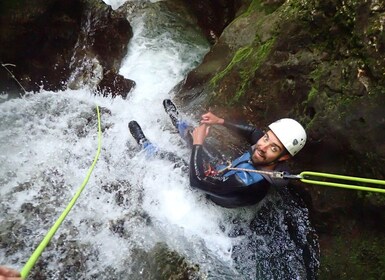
[0,1,242,279]
[1,1,319,279]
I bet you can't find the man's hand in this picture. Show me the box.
[192,124,210,145]
[0,266,21,280]
[200,112,224,125]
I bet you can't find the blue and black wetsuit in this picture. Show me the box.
[135,117,287,208]
[189,121,288,208]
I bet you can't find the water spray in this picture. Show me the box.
[20,105,102,279]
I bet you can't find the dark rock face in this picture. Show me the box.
[0,0,82,92]
[127,243,201,279]
[176,0,385,200]
[182,0,245,43]
[96,70,135,98]
[0,0,133,96]
[67,0,134,96]
[172,0,385,277]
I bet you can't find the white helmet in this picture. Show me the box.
[268,118,307,156]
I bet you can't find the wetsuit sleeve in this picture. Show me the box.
[222,121,264,145]
[189,145,269,208]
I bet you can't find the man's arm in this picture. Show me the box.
[200,112,263,144]
[223,121,263,144]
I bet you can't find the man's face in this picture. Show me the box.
[251,130,289,166]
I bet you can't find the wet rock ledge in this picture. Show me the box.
[175,0,385,279]
[0,0,134,97]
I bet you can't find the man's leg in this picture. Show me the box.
[129,120,188,168]
[163,99,224,164]
[128,121,158,157]
[163,99,193,146]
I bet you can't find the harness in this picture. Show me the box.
[205,152,265,186]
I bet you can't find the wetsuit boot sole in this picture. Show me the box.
[128,120,148,145]
[163,99,180,130]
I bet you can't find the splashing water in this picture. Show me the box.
[0,1,319,279]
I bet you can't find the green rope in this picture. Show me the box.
[218,162,385,194]
[300,171,385,194]
[20,105,102,279]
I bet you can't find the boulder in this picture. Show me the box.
[173,0,385,277]
[182,0,246,43]
[0,0,133,94]
[96,70,135,98]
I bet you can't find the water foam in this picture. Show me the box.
[0,1,236,276]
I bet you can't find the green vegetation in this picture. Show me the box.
[1,0,26,11]
[246,0,287,15]
[206,0,385,277]
[276,0,309,21]
[210,38,275,105]
[234,38,275,103]
[307,87,318,103]
[319,234,385,280]
[210,46,253,87]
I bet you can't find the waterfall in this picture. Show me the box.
[0,1,319,279]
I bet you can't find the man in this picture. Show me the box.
[129,99,306,208]
[189,112,306,208]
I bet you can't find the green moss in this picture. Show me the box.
[240,0,307,26]
[233,38,275,103]
[210,38,275,105]
[309,64,328,87]
[246,0,263,13]
[245,0,288,15]
[276,0,309,21]
[363,192,385,206]
[210,46,253,87]
[319,234,385,280]
[306,63,358,112]
[307,87,318,102]
[1,0,26,11]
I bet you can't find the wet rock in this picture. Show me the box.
[11,181,34,193]
[96,70,135,99]
[20,202,41,216]
[0,0,81,92]
[29,234,99,280]
[172,0,385,277]
[67,0,133,92]
[176,0,385,209]
[127,242,201,279]
[0,220,28,256]
[230,187,319,279]
[182,0,245,43]
[101,179,143,208]
[0,0,132,93]
[108,218,125,237]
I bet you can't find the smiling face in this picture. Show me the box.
[251,130,290,167]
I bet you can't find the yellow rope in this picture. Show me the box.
[21,105,102,279]
[300,171,385,194]
[218,162,385,194]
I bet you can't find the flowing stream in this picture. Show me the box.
[0,1,319,279]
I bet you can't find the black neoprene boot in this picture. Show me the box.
[163,99,180,129]
[128,121,147,145]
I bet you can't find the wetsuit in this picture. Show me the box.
[189,121,288,208]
